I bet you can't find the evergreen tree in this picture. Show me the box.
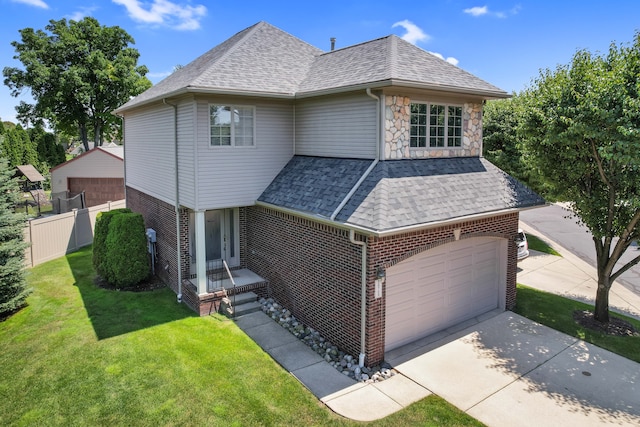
[0,158,31,318]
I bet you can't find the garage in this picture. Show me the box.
[385,237,507,351]
[68,177,125,207]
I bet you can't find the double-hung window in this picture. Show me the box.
[210,105,255,147]
[410,103,462,148]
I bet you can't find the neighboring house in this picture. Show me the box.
[50,145,125,209]
[114,22,544,366]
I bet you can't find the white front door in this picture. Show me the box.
[190,208,239,267]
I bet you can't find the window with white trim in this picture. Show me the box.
[210,105,255,146]
[410,103,462,148]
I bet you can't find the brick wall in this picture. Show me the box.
[247,205,519,367]
[126,187,193,309]
[246,206,364,359]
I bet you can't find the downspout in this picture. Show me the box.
[116,114,127,202]
[164,98,182,303]
[350,229,367,368]
[345,88,381,368]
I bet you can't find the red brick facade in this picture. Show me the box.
[127,188,519,367]
[246,205,519,366]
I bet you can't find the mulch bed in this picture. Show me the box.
[94,275,166,292]
[573,310,639,337]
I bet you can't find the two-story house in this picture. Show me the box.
[114,22,544,366]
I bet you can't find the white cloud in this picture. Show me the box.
[68,7,98,21]
[392,20,430,45]
[429,51,459,66]
[113,0,207,31]
[464,6,488,16]
[464,4,520,18]
[11,0,49,9]
[147,70,172,81]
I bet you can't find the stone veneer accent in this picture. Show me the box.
[384,95,482,159]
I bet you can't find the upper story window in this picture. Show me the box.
[210,105,255,147]
[410,103,463,148]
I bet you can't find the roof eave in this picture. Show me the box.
[296,79,510,100]
[256,201,546,238]
[114,86,296,114]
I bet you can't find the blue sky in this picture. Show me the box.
[1,0,640,124]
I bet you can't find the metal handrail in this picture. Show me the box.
[222,260,236,318]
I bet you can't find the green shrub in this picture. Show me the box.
[92,208,131,278]
[103,212,149,288]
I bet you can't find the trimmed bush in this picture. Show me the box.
[103,212,149,288]
[92,208,131,278]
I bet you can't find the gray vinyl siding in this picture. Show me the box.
[177,101,196,207]
[295,93,377,159]
[124,105,176,205]
[193,99,294,209]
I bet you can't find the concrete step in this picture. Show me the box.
[228,291,258,305]
[233,301,262,316]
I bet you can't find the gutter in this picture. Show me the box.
[257,200,534,238]
[163,98,183,303]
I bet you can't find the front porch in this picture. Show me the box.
[185,265,268,316]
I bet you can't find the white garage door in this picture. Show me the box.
[385,237,505,351]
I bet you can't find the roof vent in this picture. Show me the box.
[330,37,336,51]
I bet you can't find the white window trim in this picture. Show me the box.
[409,102,463,149]
[208,104,257,148]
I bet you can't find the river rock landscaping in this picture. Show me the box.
[259,297,396,383]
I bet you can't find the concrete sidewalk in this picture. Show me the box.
[518,221,640,320]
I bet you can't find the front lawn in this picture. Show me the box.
[0,246,482,426]
[526,233,561,256]
[514,284,640,363]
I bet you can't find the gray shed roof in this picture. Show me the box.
[116,22,507,112]
[259,156,545,233]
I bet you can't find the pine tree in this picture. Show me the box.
[0,157,31,318]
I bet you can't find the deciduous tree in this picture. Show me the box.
[521,32,640,323]
[3,17,151,152]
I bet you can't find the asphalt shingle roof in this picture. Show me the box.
[259,156,545,233]
[116,22,507,112]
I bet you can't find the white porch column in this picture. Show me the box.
[195,210,207,294]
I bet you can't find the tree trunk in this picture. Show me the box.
[94,123,102,147]
[594,276,610,323]
[79,123,89,152]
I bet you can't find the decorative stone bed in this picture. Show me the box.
[259,297,397,383]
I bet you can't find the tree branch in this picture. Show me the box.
[611,252,640,282]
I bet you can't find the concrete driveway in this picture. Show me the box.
[387,312,640,427]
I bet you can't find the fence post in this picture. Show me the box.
[28,218,34,268]
[72,208,78,251]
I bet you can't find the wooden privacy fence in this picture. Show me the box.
[24,199,126,267]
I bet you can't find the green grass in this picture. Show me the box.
[0,246,483,427]
[526,233,561,256]
[514,284,640,363]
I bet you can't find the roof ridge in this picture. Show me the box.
[388,36,397,80]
